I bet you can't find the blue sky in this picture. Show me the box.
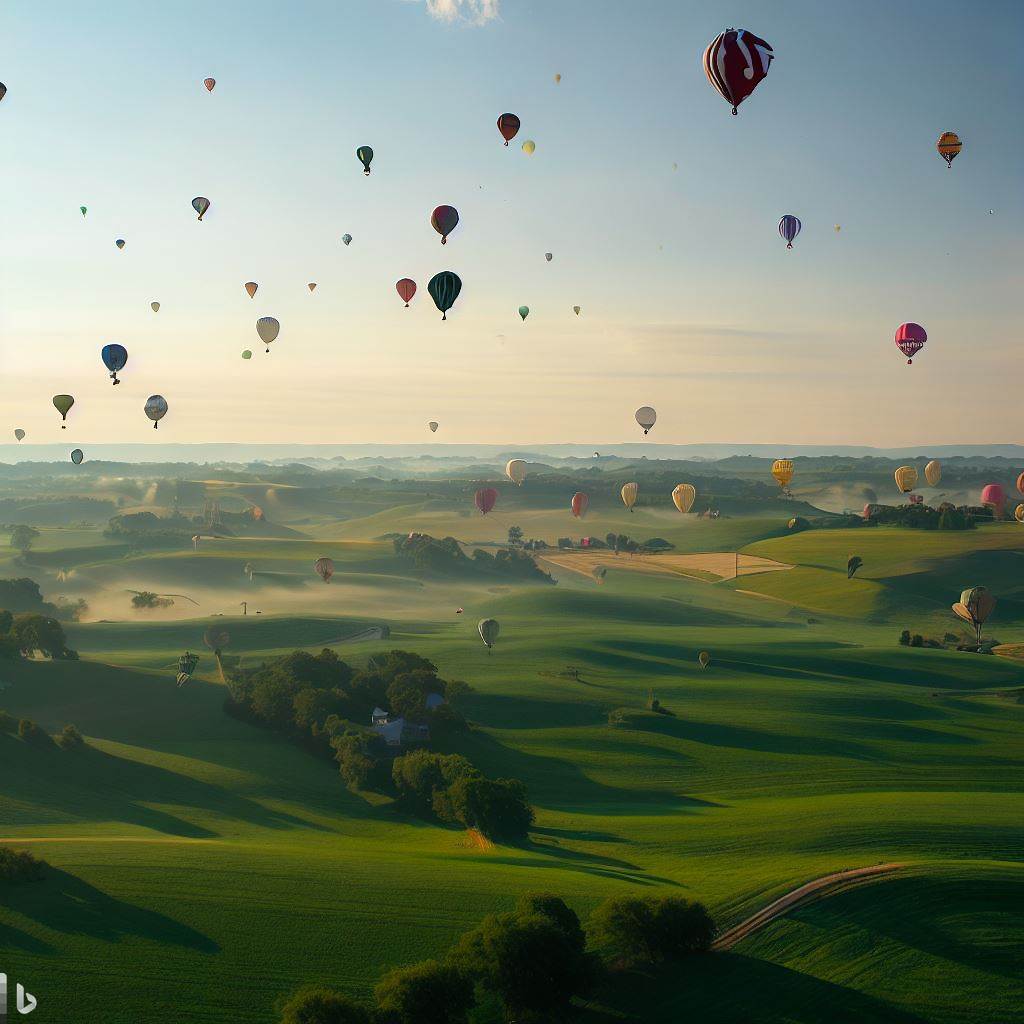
[1,0,1020,445]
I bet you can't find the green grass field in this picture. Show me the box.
[1,508,1022,1022]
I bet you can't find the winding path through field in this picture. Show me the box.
[712,863,905,951]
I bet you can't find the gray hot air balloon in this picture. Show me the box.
[342,233,352,246]
[14,428,25,441]
[478,617,499,651]
[192,196,210,221]
[256,317,280,352]
[429,421,439,433]
[70,448,84,465]
[635,406,657,435]
[145,395,168,429]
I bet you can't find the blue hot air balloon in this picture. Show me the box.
[778,215,801,249]
[101,343,128,385]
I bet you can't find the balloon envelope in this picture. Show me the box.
[428,421,438,433]
[1015,503,1024,523]
[342,233,352,246]
[924,460,942,486]
[475,487,498,515]
[1017,472,1024,496]
[428,271,462,320]
[571,492,589,518]
[937,131,962,167]
[772,459,794,487]
[145,395,168,429]
[52,394,75,425]
[192,196,210,220]
[518,305,529,321]
[396,279,417,306]
[703,29,774,114]
[894,466,918,494]
[635,406,657,434]
[151,301,160,312]
[778,215,801,248]
[70,448,84,465]
[14,429,25,441]
[672,483,696,513]
[101,343,128,383]
[895,322,927,364]
[505,459,527,486]
[256,317,280,351]
[431,205,459,244]
[242,350,252,360]
[847,555,863,579]
[203,77,216,92]
[115,239,125,249]
[307,283,316,292]
[544,253,553,261]
[478,618,499,649]
[356,146,373,174]
[698,651,711,669]
[314,557,335,583]
[573,306,581,315]
[522,139,536,154]
[980,484,1006,512]
[621,482,638,510]
[80,206,87,216]
[497,113,520,145]
[245,281,258,298]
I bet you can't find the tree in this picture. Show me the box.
[588,894,715,965]
[9,525,40,554]
[452,909,598,1020]
[392,750,476,817]
[374,960,475,1024]
[11,614,76,660]
[17,718,52,746]
[605,532,617,552]
[55,724,85,750]
[0,609,12,634]
[279,987,370,1024]
[443,775,534,841]
[507,525,523,547]
[516,893,587,950]
[386,669,444,719]
[899,629,911,646]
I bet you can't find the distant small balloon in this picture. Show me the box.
[0,84,7,103]
[544,253,552,262]
[396,278,417,307]
[431,205,459,244]
[635,406,657,435]
[518,305,530,321]
[307,282,317,292]
[203,77,216,92]
[115,239,125,250]
[151,301,160,312]
[192,196,210,221]
[356,146,374,175]
[70,448,84,465]
[573,306,581,316]
[497,112,521,146]
[242,350,252,360]
[101,343,128,385]
[52,394,75,428]
[144,394,168,429]
[245,281,258,298]
[14,429,25,441]
[80,206,87,217]
[428,421,438,433]
[554,73,562,83]
[342,233,352,246]
[834,224,841,232]
[522,140,536,155]
[256,316,280,352]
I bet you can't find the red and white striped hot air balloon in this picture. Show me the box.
[703,28,774,115]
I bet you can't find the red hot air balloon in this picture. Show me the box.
[203,77,216,93]
[571,492,589,518]
[396,278,416,307]
[431,205,459,244]
[981,483,1007,517]
[703,29,774,115]
[894,323,927,364]
[497,113,521,146]
[475,488,498,515]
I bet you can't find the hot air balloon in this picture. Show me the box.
[356,146,374,175]
[245,281,258,298]
[342,233,352,246]
[115,239,125,250]
[101,344,128,385]
[396,279,417,306]
[573,306,581,316]
[1015,504,1024,523]
[151,301,160,312]
[635,406,657,435]
[834,224,841,232]
[256,316,280,352]
[70,448,84,465]
[505,459,527,486]
[771,459,794,489]
[672,483,696,513]
[497,113,520,145]
[1017,472,1024,496]
[478,617,499,651]
[203,77,216,92]
[307,282,316,292]
[0,84,6,103]
[894,466,918,494]
[522,140,536,155]
[242,350,252,360]
[203,626,230,652]
[698,651,711,670]
[778,215,801,249]
[544,253,553,262]
[52,394,74,429]
[475,487,497,515]
[428,271,462,320]
[847,555,863,579]
[428,421,438,433]
[518,305,530,321]
[703,28,774,114]
[924,460,942,486]
[895,322,927,364]
[571,492,589,518]
[178,651,199,680]
[937,131,962,168]
[80,206,87,217]
[192,196,210,221]
[431,205,459,244]
[145,395,168,429]
[980,483,1006,517]
[953,586,996,645]
[621,482,638,512]
[314,557,335,583]
[554,73,562,83]
[14,429,25,441]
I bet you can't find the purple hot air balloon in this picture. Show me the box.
[778,215,801,249]
[894,322,927,365]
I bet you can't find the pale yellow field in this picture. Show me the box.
[538,549,792,583]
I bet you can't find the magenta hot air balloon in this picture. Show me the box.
[980,483,1007,517]
[895,323,927,365]
[474,487,498,515]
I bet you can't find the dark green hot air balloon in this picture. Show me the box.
[356,146,374,175]
[847,555,863,579]
[428,271,462,321]
[478,617,499,651]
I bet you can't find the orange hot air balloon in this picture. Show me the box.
[1016,472,1024,496]
[203,77,216,93]
[936,131,962,168]
[894,466,918,494]
[571,492,589,518]
[244,281,258,298]
[396,279,416,307]
[771,459,794,488]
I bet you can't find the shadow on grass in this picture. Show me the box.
[0,866,218,952]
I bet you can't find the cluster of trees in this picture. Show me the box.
[553,533,673,554]
[0,577,86,623]
[279,890,715,1023]
[864,503,975,531]
[393,533,553,582]
[1,709,85,750]
[104,510,205,546]
[899,628,995,654]
[0,846,48,883]
[392,749,533,841]
[0,610,77,660]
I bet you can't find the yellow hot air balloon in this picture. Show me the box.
[505,459,527,486]
[1015,503,1024,524]
[621,482,638,512]
[671,483,696,513]
[924,459,942,487]
[522,139,536,155]
[894,465,918,494]
[771,459,794,488]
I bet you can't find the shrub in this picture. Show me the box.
[278,987,370,1024]
[0,846,47,882]
[373,959,475,1024]
[910,634,924,648]
[17,718,52,746]
[899,629,911,646]
[588,894,716,964]
[55,724,85,750]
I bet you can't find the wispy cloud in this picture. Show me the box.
[425,0,500,26]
